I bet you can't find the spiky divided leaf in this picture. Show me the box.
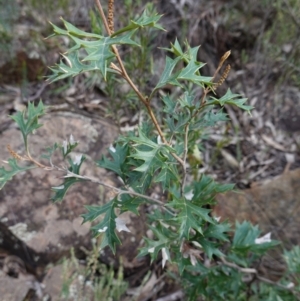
[177,60,211,86]
[83,198,120,253]
[284,246,300,274]
[204,222,231,242]
[209,89,253,113]
[0,159,35,190]
[128,128,178,191]
[40,143,59,161]
[138,225,173,262]
[154,162,180,191]
[82,201,115,223]
[10,101,46,146]
[190,175,234,206]
[167,197,213,239]
[161,38,184,57]
[49,18,103,39]
[48,50,114,82]
[97,144,129,179]
[48,19,139,81]
[111,8,164,37]
[232,221,279,255]
[197,237,224,259]
[162,94,177,114]
[152,56,182,92]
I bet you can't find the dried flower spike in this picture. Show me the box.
[108,0,114,34]
[7,145,24,161]
[215,64,231,88]
[218,50,231,69]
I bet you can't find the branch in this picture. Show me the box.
[220,257,298,293]
[62,170,176,216]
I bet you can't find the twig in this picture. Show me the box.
[220,257,298,293]
[63,170,176,216]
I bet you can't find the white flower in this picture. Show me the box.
[73,154,82,165]
[214,216,221,222]
[190,254,197,266]
[109,144,116,153]
[52,185,64,190]
[184,190,194,200]
[115,217,131,233]
[98,226,108,233]
[162,247,169,268]
[69,134,76,145]
[255,232,271,244]
[62,140,68,155]
[287,282,294,289]
[157,135,163,145]
[148,247,155,253]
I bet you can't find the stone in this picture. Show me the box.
[0,112,119,264]
[215,168,300,246]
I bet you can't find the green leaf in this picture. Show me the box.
[138,225,172,262]
[132,148,161,172]
[51,178,84,202]
[48,51,114,82]
[48,22,140,81]
[111,8,164,37]
[40,143,59,161]
[167,197,213,239]
[154,162,180,191]
[49,19,103,39]
[191,175,234,205]
[164,111,190,134]
[0,159,35,190]
[97,143,129,179]
[110,30,140,46]
[204,222,231,242]
[88,199,120,253]
[10,101,46,148]
[116,194,141,215]
[209,89,253,113]
[61,18,103,38]
[82,202,115,223]
[162,94,177,114]
[232,221,279,255]
[177,60,206,82]
[153,56,181,91]
[232,221,260,250]
[284,246,300,274]
[197,237,224,259]
[161,38,183,56]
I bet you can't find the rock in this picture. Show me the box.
[0,112,119,264]
[214,169,300,279]
[215,168,300,246]
[0,272,42,301]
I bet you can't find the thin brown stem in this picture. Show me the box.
[221,257,298,294]
[64,170,176,215]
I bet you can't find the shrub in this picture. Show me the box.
[1,1,300,300]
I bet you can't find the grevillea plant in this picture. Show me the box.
[1,1,300,300]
